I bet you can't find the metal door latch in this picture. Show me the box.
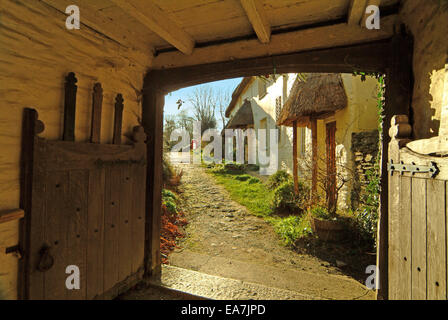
[387,160,439,178]
[5,245,22,259]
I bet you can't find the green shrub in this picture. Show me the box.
[162,189,177,201]
[270,215,312,246]
[266,170,292,190]
[164,199,177,214]
[354,167,380,245]
[246,164,260,171]
[162,189,178,214]
[248,177,261,184]
[162,154,175,183]
[210,162,246,174]
[310,205,331,220]
[271,180,310,213]
[234,174,251,181]
[210,163,226,174]
[224,162,246,173]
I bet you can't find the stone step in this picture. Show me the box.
[149,265,318,300]
[168,250,375,300]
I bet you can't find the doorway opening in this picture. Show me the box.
[125,37,414,301]
[124,70,385,300]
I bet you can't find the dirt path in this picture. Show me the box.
[166,163,375,300]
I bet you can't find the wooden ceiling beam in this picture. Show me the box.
[147,40,391,92]
[347,0,368,25]
[240,0,271,44]
[152,14,397,70]
[40,0,154,63]
[109,0,195,55]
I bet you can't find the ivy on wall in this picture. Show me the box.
[351,72,385,248]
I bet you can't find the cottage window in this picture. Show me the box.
[275,96,282,122]
[259,117,269,153]
[258,78,267,99]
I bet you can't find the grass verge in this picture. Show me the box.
[208,170,311,246]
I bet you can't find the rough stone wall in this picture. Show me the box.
[399,0,448,139]
[351,130,379,209]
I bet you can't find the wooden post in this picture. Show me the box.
[19,108,45,299]
[292,120,298,194]
[90,83,103,144]
[113,94,124,145]
[326,121,337,213]
[376,26,413,300]
[142,73,164,278]
[311,118,318,200]
[63,72,77,141]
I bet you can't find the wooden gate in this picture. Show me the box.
[388,115,448,300]
[20,74,147,300]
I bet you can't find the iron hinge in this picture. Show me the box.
[387,160,439,178]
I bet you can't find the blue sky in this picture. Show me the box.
[164,77,243,118]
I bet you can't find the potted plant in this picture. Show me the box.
[299,153,352,242]
[309,205,347,242]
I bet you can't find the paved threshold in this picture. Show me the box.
[150,265,319,300]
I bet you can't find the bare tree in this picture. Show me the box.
[176,109,194,138]
[216,89,231,130]
[163,114,177,150]
[298,149,353,215]
[189,86,217,133]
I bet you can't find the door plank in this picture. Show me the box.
[44,171,69,300]
[65,170,88,300]
[118,164,133,281]
[388,164,401,299]
[411,178,427,300]
[131,163,146,273]
[103,166,121,293]
[426,179,446,299]
[397,176,412,299]
[86,168,105,299]
[27,147,46,300]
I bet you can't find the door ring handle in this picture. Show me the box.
[37,244,54,272]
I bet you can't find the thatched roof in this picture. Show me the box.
[225,99,254,129]
[225,77,252,117]
[277,73,347,126]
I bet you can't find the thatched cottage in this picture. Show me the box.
[277,73,380,212]
[225,74,298,172]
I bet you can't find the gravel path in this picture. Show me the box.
[164,163,375,300]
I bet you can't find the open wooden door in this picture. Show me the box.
[388,115,448,300]
[20,74,148,300]
[21,109,147,300]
